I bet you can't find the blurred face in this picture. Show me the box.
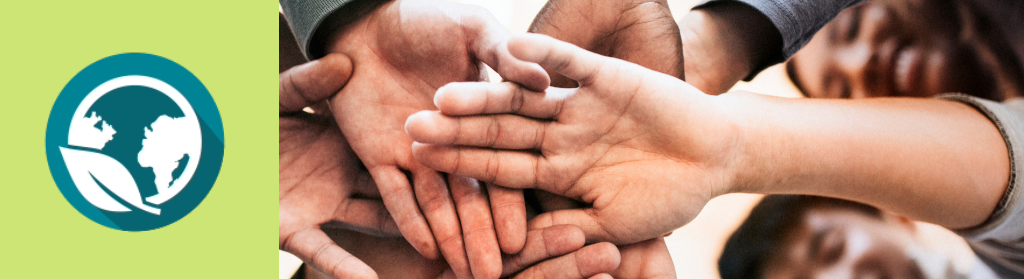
[763,208,965,279]
[790,0,1006,99]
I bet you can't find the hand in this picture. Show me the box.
[280,55,399,279]
[321,1,547,278]
[678,2,782,94]
[406,33,739,244]
[529,0,683,87]
[608,238,677,278]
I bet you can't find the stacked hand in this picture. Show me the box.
[407,33,739,245]
[295,0,556,278]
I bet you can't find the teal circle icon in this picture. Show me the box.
[46,53,224,231]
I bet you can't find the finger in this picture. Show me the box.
[371,166,439,259]
[411,143,547,190]
[502,225,585,276]
[487,183,527,254]
[512,242,621,279]
[529,209,616,243]
[507,33,606,87]
[279,53,353,112]
[281,228,378,279]
[432,82,570,118]
[406,111,548,150]
[412,168,471,279]
[448,175,502,279]
[589,274,614,279]
[462,12,550,92]
[334,198,401,237]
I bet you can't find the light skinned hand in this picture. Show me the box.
[528,0,683,87]
[320,0,548,278]
[409,32,1010,237]
[280,54,399,279]
[406,33,737,245]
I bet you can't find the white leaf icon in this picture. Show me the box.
[61,147,161,215]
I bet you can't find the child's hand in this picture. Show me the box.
[406,33,743,245]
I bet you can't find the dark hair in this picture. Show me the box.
[718,195,882,279]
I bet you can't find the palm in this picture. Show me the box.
[279,113,399,278]
[544,71,719,243]
[327,0,480,181]
[279,114,397,244]
[321,1,547,277]
[408,34,735,245]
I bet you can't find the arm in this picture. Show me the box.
[406,34,1009,245]
[721,93,1008,229]
[679,0,864,94]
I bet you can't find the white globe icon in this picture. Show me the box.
[59,75,202,215]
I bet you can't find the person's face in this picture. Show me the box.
[763,208,945,279]
[791,0,1001,99]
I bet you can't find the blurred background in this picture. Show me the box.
[279,0,970,278]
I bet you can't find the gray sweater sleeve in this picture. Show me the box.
[695,0,865,61]
[280,0,354,59]
[939,94,1024,278]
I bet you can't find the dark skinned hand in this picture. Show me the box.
[529,0,683,87]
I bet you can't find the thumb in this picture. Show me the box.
[282,228,378,279]
[528,208,618,244]
[507,33,607,88]
[279,53,353,113]
[462,12,551,92]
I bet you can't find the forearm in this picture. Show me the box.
[722,92,1009,229]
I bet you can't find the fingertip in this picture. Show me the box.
[473,259,503,279]
[542,224,586,253]
[507,34,545,64]
[499,227,527,254]
[520,62,551,92]
[434,83,485,115]
[405,111,435,142]
[580,242,621,275]
[588,274,614,279]
[410,233,441,261]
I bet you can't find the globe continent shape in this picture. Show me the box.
[87,85,200,202]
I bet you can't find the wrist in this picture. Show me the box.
[310,0,393,59]
[709,91,792,196]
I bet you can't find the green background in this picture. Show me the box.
[1,1,277,277]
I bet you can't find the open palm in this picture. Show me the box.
[407,34,740,245]
[320,1,548,278]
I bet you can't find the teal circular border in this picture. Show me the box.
[46,53,224,231]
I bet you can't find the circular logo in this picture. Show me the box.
[46,53,224,231]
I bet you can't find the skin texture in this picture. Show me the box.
[528,0,683,87]
[310,0,554,278]
[789,0,1023,100]
[407,33,1010,246]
